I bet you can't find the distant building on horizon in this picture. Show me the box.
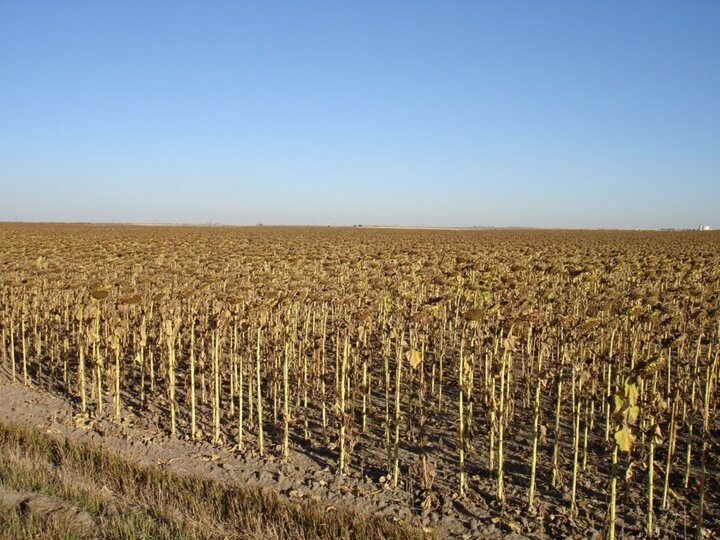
[699,224,711,231]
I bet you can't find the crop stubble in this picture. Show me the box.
[0,223,718,538]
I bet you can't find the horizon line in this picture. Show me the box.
[0,220,714,232]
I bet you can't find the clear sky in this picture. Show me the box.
[1,1,718,229]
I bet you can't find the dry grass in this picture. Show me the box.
[0,420,424,540]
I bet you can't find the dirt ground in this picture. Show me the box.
[1,366,716,539]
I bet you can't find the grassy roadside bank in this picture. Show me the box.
[0,421,426,540]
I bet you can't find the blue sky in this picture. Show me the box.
[1,1,718,228]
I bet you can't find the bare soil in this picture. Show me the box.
[2,366,716,539]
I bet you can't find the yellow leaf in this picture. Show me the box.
[614,427,635,453]
[613,393,625,413]
[624,382,639,407]
[408,349,422,370]
[625,405,639,425]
